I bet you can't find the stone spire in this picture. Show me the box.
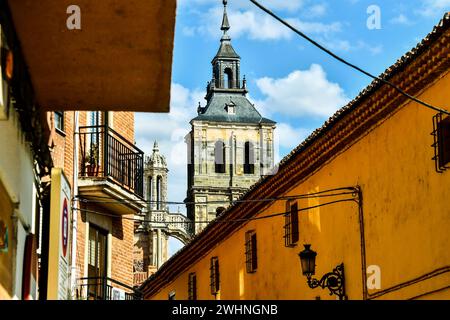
[148,140,166,168]
[221,0,230,35]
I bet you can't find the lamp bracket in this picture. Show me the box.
[307,263,346,300]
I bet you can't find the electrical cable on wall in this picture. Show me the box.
[73,187,358,206]
[249,0,450,116]
[71,196,358,225]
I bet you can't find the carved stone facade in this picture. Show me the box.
[186,1,276,234]
[134,142,191,284]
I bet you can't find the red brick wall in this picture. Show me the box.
[111,216,134,287]
[112,112,135,143]
[49,111,136,289]
[76,209,85,280]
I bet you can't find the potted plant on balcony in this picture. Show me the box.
[84,143,100,177]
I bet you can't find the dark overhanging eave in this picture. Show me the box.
[6,0,176,112]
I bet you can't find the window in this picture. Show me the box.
[89,111,101,143]
[88,111,101,166]
[147,176,152,205]
[227,104,236,115]
[215,141,226,173]
[245,231,257,273]
[224,67,233,89]
[88,224,108,298]
[107,111,114,129]
[88,225,107,279]
[54,111,64,132]
[284,201,299,247]
[432,113,450,172]
[244,141,255,174]
[156,176,162,210]
[188,273,197,300]
[216,206,226,217]
[210,257,220,295]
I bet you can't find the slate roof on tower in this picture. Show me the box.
[214,39,241,60]
[192,93,275,124]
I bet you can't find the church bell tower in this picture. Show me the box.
[186,0,276,234]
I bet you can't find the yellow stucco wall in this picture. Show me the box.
[149,71,450,300]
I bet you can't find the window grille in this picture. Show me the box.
[284,201,299,247]
[245,231,257,273]
[188,273,197,300]
[210,257,220,295]
[432,113,450,173]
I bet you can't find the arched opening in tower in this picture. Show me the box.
[224,67,233,89]
[244,141,255,174]
[215,141,226,173]
[147,176,152,206]
[156,176,162,210]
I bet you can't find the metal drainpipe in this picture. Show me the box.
[70,111,79,299]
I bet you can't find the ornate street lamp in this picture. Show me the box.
[298,244,347,300]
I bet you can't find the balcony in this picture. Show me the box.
[76,277,143,300]
[78,125,144,215]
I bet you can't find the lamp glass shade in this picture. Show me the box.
[299,244,317,276]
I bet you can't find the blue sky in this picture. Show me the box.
[135,0,450,255]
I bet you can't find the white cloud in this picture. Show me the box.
[179,0,305,12]
[304,4,328,18]
[180,2,380,55]
[183,6,342,41]
[275,123,310,149]
[418,0,450,17]
[390,14,412,25]
[255,64,349,118]
[256,0,305,12]
[320,38,383,55]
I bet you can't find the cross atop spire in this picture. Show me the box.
[221,0,230,36]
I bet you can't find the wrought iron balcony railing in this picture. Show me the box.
[76,277,143,300]
[79,125,144,198]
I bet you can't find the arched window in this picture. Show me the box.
[215,141,226,173]
[147,176,152,205]
[156,176,162,210]
[244,141,255,174]
[224,68,233,89]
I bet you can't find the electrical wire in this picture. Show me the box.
[249,0,450,116]
[73,187,358,206]
[71,197,358,225]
